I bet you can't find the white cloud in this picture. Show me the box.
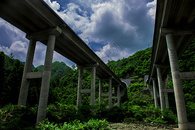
[44,0,60,11]
[146,0,157,20]
[0,41,28,61]
[0,0,156,67]
[95,42,131,63]
[0,18,26,43]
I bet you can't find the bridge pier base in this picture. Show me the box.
[152,79,159,107]
[156,67,165,111]
[36,34,56,125]
[166,33,188,129]
[18,38,36,105]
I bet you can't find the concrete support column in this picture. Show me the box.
[117,86,120,107]
[152,79,159,107]
[99,79,102,104]
[109,78,112,108]
[18,38,36,105]
[166,33,188,129]
[164,84,169,108]
[77,66,83,107]
[156,67,165,111]
[91,66,96,106]
[36,35,56,125]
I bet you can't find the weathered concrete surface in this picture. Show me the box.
[18,39,36,105]
[166,33,188,129]
[152,79,159,107]
[36,35,56,125]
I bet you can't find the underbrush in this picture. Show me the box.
[36,119,109,130]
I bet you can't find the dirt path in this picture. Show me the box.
[108,122,177,130]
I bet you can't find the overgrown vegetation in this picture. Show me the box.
[0,41,194,129]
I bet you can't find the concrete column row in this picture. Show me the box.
[77,66,96,107]
[151,33,188,129]
[99,78,121,108]
[18,34,57,125]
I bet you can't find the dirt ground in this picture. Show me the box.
[108,122,178,130]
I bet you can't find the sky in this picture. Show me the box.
[0,0,156,67]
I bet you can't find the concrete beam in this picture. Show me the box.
[77,62,99,69]
[161,27,195,36]
[81,89,91,94]
[26,72,43,79]
[112,97,117,99]
[163,89,174,93]
[180,71,195,80]
[26,26,62,41]
[101,93,109,97]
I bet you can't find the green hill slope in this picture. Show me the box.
[36,61,72,81]
[107,47,152,78]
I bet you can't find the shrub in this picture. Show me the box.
[36,119,109,130]
[0,104,36,129]
[47,103,77,123]
[106,106,125,122]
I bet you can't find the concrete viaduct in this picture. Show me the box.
[0,0,129,125]
[147,0,195,129]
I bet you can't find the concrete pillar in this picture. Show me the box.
[152,79,159,107]
[91,66,96,106]
[117,86,120,107]
[99,79,102,104]
[166,33,188,129]
[77,66,83,107]
[36,35,56,125]
[164,83,169,108]
[156,67,165,111]
[18,38,36,105]
[109,78,112,108]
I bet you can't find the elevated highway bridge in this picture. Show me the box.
[147,0,195,129]
[0,0,128,124]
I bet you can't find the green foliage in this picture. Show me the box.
[36,61,72,81]
[107,47,152,78]
[106,106,124,122]
[0,104,37,129]
[36,119,109,130]
[0,52,24,106]
[47,103,77,123]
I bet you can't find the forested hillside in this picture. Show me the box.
[0,41,194,129]
[107,47,152,78]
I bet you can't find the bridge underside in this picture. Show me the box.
[0,0,128,125]
[148,0,195,129]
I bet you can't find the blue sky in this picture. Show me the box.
[0,0,156,67]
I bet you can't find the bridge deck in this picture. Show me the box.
[148,0,195,83]
[0,0,126,87]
